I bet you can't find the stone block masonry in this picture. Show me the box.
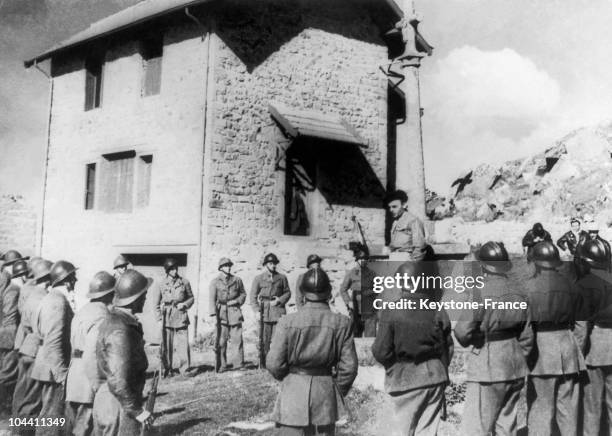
[0,195,37,255]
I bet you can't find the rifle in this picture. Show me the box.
[351,216,369,253]
[139,368,160,436]
[214,303,221,373]
[258,299,265,369]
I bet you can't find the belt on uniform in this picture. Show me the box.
[289,367,332,376]
[534,322,572,332]
[486,330,518,342]
[163,302,176,306]
[258,296,275,301]
[72,349,83,358]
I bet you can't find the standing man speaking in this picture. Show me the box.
[386,190,427,261]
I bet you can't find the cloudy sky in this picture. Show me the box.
[1,0,612,204]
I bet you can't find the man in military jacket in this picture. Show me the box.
[521,222,552,262]
[454,242,534,435]
[267,267,358,436]
[338,248,378,337]
[65,272,115,436]
[556,218,587,256]
[295,254,323,310]
[209,258,246,371]
[155,258,194,377]
[11,260,52,417]
[372,262,453,436]
[525,241,585,436]
[386,190,427,260]
[574,239,612,434]
[93,270,153,435]
[250,253,291,363]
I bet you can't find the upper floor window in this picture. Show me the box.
[84,163,96,210]
[140,35,163,97]
[85,55,104,110]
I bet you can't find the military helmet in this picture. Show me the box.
[164,257,179,272]
[218,257,233,270]
[262,253,279,266]
[2,250,28,266]
[32,260,53,283]
[532,241,562,269]
[27,257,43,278]
[113,270,152,307]
[113,255,129,270]
[87,271,116,299]
[11,260,29,279]
[300,267,331,301]
[306,254,322,268]
[478,241,512,273]
[50,260,78,287]
[580,239,610,270]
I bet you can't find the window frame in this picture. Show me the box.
[84,54,105,111]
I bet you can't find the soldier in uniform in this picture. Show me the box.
[209,258,246,371]
[372,262,453,436]
[521,222,552,262]
[65,272,115,436]
[30,260,76,435]
[93,270,153,435]
[525,241,585,435]
[556,218,587,256]
[155,258,194,377]
[295,254,323,310]
[11,260,52,417]
[112,255,129,279]
[338,248,378,337]
[250,253,291,364]
[266,267,358,436]
[454,242,534,435]
[574,239,612,434]
[386,190,427,261]
[575,220,611,278]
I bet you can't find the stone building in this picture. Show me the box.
[25,0,431,338]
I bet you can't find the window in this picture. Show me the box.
[136,155,153,208]
[85,55,104,110]
[84,163,96,210]
[140,36,163,96]
[99,151,136,213]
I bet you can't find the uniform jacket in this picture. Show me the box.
[522,229,552,261]
[31,287,74,383]
[14,283,38,350]
[557,230,588,255]
[155,275,194,328]
[454,274,534,382]
[266,301,357,426]
[18,285,47,357]
[338,266,377,315]
[209,274,246,326]
[389,210,426,253]
[66,302,109,404]
[526,269,586,376]
[294,272,306,309]
[372,289,453,394]
[250,271,291,323]
[0,275,20,350]
[96,307,148,418]
[576,271,612,366]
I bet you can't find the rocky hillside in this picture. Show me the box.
[427,122,612,228]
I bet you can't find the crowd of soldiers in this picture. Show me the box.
[0,188,611,436]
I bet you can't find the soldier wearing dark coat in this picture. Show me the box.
[93,270,153,435]
[372,261,453,436]
[556,218,588,255]
[294,254,323,310]
[525,241,586,436]
[267,267,358,436]
[155,258,194,377]
[209,258,246,371]
[521,222,552,262]
[455,242,534,435]
[250,253,291,363]
[574,239,612,435]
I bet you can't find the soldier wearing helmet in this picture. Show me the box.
[339,248,378,337]
[209,258,246,371]
[65,271,115,436]
[455,242,533,435]
[574,218,611,278]
[11,259,52,417]
[525,241,585,435]
[250,253,291,365]
[521,222,552,262]
[574,239,612,434]
[372,262,453,435]
[155,257,194,377]
[294,254,324,310]
[93,270,153,434]
[267,267,358,436]
[112,255,130,279]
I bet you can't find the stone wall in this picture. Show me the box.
[0,195,37,255]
